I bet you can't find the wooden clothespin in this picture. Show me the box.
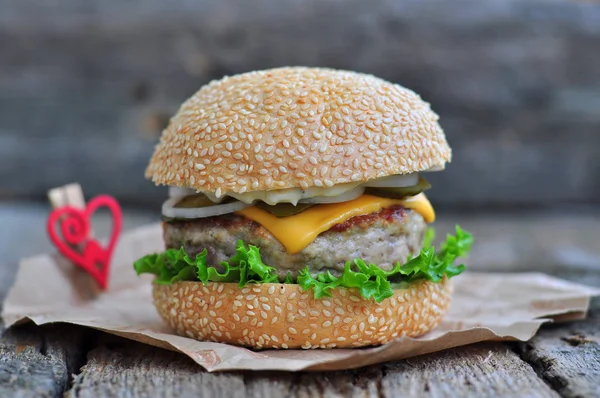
[47,183,122,297]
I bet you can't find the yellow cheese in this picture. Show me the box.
[397,193,435,223]
[235,193,435,253]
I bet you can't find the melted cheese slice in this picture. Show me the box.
[235,193,435,253]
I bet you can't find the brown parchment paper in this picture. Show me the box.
[3,223,599,372]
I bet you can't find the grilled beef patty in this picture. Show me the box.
[163,205,426,280]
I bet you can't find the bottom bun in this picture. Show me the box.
[153,278,452,349]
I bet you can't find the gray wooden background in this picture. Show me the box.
[1,0,599,210]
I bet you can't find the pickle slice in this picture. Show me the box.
[174,194,234,208]
[161,215,179,223]
[365,177,431,199]
[255,202,315,217]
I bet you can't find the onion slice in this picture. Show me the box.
[363,173,419,188]
[299,186,365,204]
[162,197,251,219]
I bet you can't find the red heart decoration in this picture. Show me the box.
[47,195,122,290]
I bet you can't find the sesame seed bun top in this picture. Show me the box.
[145,67,451,195]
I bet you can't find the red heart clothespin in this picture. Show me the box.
[47,195,123,290]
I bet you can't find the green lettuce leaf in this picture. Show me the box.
[134,225,473,303]
[134,240,279,287]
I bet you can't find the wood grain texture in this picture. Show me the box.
[1,0,600,208]
[67,340,559,398]
[378,344,559,398]
[0,323,88,398]
[246,344,560,398]
[519,302,599,398]
[515,271,600,398]
[67,339,246,398]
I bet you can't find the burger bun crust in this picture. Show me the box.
[146,67,451,196]
[153,278,452,349]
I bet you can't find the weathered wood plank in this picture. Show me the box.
[515,270,600,398]
[1,0,600,207]
[248,344,560,398]
[0,323,89,398]
[66,340,247,398]
[379,344,559,398]
[67,340,558,398]
[518,301,600,398]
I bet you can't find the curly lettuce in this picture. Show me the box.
[134,226,473,303]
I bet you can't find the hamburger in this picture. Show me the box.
[134,67,472,349]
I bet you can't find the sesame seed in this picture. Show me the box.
[147,67,450,206]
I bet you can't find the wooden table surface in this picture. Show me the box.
[1,203,599,398]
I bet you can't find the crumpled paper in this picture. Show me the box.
[2,223,599,372]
